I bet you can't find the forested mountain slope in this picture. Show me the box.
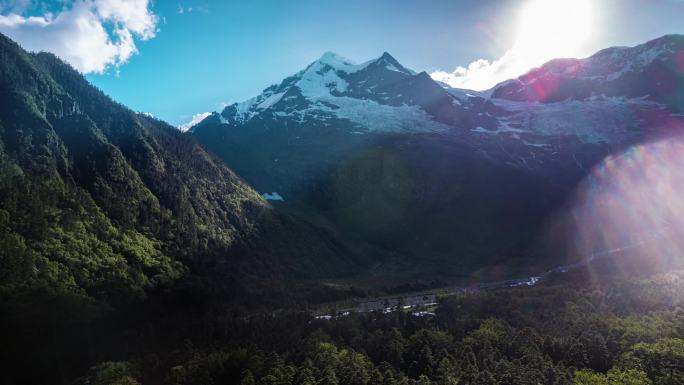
[0,31,278,301]
[0,30,374,317]
[0,31,373,384]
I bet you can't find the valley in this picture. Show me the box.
[0,9,683,382]
[315,222,679,319]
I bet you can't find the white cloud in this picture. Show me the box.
[0,0,158,74]
[178,112,211,132]
[430,49,528,91]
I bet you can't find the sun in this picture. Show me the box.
[514,0,596,65]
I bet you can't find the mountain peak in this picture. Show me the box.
[373,51,413,75]
[318,51,353,65]
[380,51,394,60]
[313,51,366,74]
[311,51,414,76]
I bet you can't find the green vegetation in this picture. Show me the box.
[0,31,270,303]
[573,368,652,385]
[0,31,387,384]
[46,271,681,385]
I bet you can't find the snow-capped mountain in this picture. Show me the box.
[424,35,684,165]
[187,35,684,277]
[193,35,684,153]
[491,34,684,106]
[190,35,684,189]
[191,51,501,134]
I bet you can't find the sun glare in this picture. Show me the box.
[431,0,600,90]
[515,0,596,66]
[549,135,684,278]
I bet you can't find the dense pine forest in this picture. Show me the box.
[6,267,684,385]
[175,271,684,385]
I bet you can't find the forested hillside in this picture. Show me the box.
[0,29,371,305]
[0,32,368,384]
[0,30,276,300]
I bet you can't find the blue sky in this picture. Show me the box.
[1,0,684,126]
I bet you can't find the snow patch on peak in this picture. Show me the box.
[235,97,258,116]
[315,51,370,74]
[376,52,414,75]
[297,63,349,98]
[216,111,230,125]
[222,89,286,124]
[385,62,404,73]
[179,112,211,132]
[318,51,352,67]
[256,91,286,110]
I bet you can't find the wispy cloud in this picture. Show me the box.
[177,2,208,15]
[0,0,158,74]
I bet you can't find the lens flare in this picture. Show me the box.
[550,128,684,277]
[677,50,684,74]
